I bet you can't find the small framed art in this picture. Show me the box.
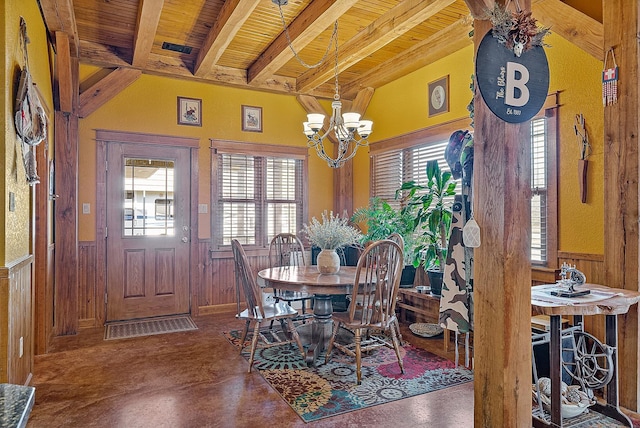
[242,105,262,132]
[177,97,202,126]
[428,75,449,117]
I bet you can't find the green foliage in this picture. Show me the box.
[396,160,457,271]
[351,197,417,263]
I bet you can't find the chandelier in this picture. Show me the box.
[273,0,373,168]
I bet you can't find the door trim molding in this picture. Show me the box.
[95,130,199,325]
[95,129,200,147]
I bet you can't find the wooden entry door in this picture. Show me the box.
[106,142,191,321]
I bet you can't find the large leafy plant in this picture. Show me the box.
[396,160,457,272]
[351,197,417,263]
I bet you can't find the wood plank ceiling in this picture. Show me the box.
[38,0,602,112]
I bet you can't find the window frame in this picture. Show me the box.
[210,139,308,255]
[368,97,558,269]
[531,95,559,269]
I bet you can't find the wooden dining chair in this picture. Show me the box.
[269,233,313,321]
[324,239,405,384]
[231,239,306,372]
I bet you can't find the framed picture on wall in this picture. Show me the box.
[242,105,262,132]
[428,75,449,117]
[177,97,202,126]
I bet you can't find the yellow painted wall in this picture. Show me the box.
[2,0,54,265]
[78,72,335,241]
[353,31,605,256]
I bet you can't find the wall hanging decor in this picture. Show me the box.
[14,17,47,185]
[574,113,591,203]
[428,75,449,117]
[242,105,262,132]
[602,48,618,106]
[177,97,202,126]
[476,2,550,124]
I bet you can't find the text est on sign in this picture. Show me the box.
[475,31,549,123]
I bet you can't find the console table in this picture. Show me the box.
[531,283,640,427]
[396,287,450,350]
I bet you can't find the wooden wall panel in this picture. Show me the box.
[0,255,34,384]
[78,242,97,328]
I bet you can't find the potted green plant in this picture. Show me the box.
[396,160,456,296]
[351,197,418,286]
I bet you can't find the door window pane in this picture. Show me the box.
[123,158,175,236]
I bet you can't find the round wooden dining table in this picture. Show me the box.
[258,265,359,366]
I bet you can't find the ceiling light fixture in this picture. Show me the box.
[273,0,373,168]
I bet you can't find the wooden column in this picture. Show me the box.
[603,0,640,411]
[467,2,532,426]
[53,34,79,336]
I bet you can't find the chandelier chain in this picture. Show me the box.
[276,3,338,69]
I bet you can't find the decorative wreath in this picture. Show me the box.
[486,2,550,57]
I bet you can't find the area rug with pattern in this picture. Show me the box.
[224,328,474,422]
[105,315,198,340]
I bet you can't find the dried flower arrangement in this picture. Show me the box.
[485,2,550,57]
[302,211,362,250]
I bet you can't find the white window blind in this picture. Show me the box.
[215,152,303,247]
[372,140,456,207]
[531,117,548,264]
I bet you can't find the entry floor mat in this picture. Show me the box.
[105,315,197,340]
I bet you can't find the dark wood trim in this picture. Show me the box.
[557,251,604,262]
[95,129,200,148]
[95,141,107,327]
[369,117,471,154]
[209,139,308,158]
[189,147,200,317]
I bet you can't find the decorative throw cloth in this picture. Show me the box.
[224,329,473,423]
[439,205,472,334]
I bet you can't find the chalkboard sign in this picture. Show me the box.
[475,31,549,123]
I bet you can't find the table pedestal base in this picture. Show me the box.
[306,294,334,366]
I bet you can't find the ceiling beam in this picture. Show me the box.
[463,0,496,18]
[79,68,142,118]
[532,0,603,61]
[132,0,165,68]
[342,16,473,99]
[193,0,261,77]
[38,0,79,56]
[247,0,359,85]
[350,87,375,116]
[79,40,335,99]
[296,0,456,94]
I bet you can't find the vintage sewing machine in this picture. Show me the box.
[549,263,590,298]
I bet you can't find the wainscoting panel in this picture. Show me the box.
[0,255,34,384]
[78,242,98,328]
[197,240,270,313]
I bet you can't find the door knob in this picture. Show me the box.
[182,237,188,243]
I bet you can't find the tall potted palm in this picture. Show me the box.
[396,160,456,295]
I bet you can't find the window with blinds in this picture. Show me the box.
[531,117,548,264]
[372,140,456,209]
[215,152,303,248]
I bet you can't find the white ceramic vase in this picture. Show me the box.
[317,249,341,274]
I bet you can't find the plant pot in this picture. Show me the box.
[317,249,341,274]
[427,270,444,296]
[400,265,417,288]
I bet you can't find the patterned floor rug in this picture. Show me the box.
[105,315,197,340]
[224,329,474,423]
